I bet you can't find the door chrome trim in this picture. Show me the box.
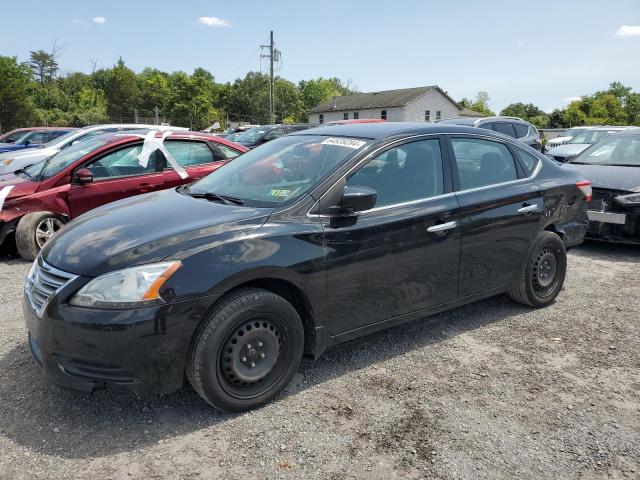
[517,204,539,214]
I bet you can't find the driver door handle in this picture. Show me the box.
[517,204,538,214]
[427,221,457,233]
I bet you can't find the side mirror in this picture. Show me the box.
[340,185,377,213]
[74,168,93,185]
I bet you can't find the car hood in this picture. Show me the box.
[0,143,29,153]
[0,173,39,197]
[563,163,640,191]
[546,144,590,157]
[0,146,54,161]
[42,188,273,276]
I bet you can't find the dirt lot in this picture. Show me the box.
[0,242,638,479]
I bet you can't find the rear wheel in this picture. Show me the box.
[509,231,567,307]
[15,212,65,261]
[186,288,304,412]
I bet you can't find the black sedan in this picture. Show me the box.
[564,128,640,243]
[24,123,591,411]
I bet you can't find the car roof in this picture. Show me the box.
[290,122,513,140]
[92,130,246,148]
[608,127,640,136]
[437,116,530,126]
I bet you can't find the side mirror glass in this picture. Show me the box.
[74,168,93,185]
[340,185,377,213]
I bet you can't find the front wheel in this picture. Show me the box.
[15,212,66,261]
[186,288,304,412]
[509,231,567,308]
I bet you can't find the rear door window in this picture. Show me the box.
[478,122,494,131]
[494,122,517,138]
[514,123,529,138]
[451,138,518,190]
[165,141,216,167]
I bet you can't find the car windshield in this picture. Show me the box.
[572,135,640,166]
[24,137,109,180]
[568,130,615,144]
[561,128,582,138]
[185,135,369,207]
[43,129,80,147]
[234,127,270,145]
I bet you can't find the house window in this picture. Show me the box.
[381,110,387,120]
[353,111,359,119]
[425,110,431,122]
[319,114,324,124]
[343,112,349,120]
[436,111,442,121]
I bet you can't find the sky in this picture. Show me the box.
[1,0,639,112]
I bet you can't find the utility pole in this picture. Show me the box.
[261,31,275,124]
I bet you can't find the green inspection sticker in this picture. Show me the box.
[269,189,292,198]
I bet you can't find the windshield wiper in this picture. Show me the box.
[187,191,245,206]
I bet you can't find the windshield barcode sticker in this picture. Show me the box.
[321,138,367,149]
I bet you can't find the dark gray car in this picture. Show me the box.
[437,116,542,151]
[563,128,640,243]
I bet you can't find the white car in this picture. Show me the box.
[545,127,629,162]
[0,124,186,175]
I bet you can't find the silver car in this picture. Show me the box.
[545,127,628,163]
[0,124,187,175]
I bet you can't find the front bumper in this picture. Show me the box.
[24,280,221,395]
[586,210,640,244]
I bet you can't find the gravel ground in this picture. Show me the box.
[0,241,638,479]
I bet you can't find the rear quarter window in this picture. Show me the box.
[513,148,540,175]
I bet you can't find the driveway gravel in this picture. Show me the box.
[0,241,638,479]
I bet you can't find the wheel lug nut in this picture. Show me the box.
[260,353,266,359]
[242,356,247,362]
[250,362,256,368]
[246,343,252,349]
[258,341,263,347]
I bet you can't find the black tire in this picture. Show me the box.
[15,212,66,261]
[509,231,567,308]
[186,288,304,412]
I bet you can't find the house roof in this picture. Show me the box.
[309,86,460,113]
[460,107,486,117]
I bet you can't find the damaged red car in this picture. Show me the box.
[0,131,247,260]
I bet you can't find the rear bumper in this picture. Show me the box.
[24,292,221,395]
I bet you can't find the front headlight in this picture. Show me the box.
[70,261,181,309]
[614,192,640,205]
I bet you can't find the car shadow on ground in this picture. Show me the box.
[0,293,530,460]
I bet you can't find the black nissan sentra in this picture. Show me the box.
[24,123,591,411]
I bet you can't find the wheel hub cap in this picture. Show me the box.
[35,217,64,248]
[222,321,282,385]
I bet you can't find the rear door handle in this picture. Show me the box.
[517,204,538,214]
[139,183,153,192]
[427,221,457,233]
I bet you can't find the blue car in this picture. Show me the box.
[0,127,76,154]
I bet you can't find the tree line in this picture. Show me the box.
[0,50,354,132]
[1,49,639,133]
[461,83,640,129]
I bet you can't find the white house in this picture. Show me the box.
[308,86,478,124]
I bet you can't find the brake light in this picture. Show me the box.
[576,180,592,202]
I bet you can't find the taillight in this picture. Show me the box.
[576,180,592,202]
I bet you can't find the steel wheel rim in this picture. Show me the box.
[35,217,64,248]
[217,314,290,400]
[532,247,559,297]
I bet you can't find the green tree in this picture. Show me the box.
[0,56,36,132]
[28,49,59,84]
[298,77,354,121]
[105,58,139,119]
[459,91,495,116]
